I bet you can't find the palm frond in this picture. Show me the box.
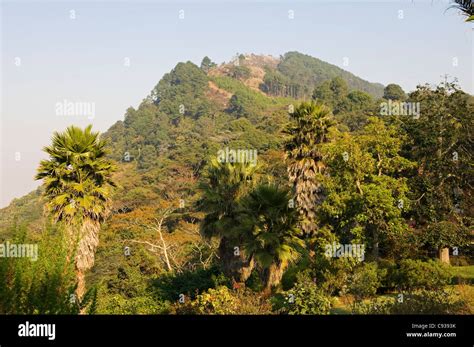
[449,0,474,20]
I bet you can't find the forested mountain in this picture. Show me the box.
[0,51,472,315]
[0,51,381,228]
[261,52,384,99]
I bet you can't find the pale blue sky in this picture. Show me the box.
[1,0,472,207]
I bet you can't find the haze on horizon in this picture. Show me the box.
[1,0,472,208]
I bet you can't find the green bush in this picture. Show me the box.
[97,294,171,314]
[312,255,356,296]
[352,296,394,315]
[393,259,452,291]
[230,289,273,314]
[391,289,468,314]
[348,262,381,299]
[150,267,229,301]
[449,265,474,285]
[450,256,472,267]
[175,286,272,315]
[0,223,97,314]
[182,286,238,314]
[377,259,397,289]
[353,289,468,315]
[275,272,332,315]
[245,270,265,292]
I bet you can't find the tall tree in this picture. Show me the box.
[383,84,406,101]
[36,125,116,298]
[238,184,304,293]
[198,158,258,283]
[284,102,336,237]
[319,117,414,260]
[329,77,348,101]
[402,82,473,263]
[200,56,216,73]
[312,77,349,110]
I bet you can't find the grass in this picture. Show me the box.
[444,267,474,314]
[450,265,474,284]
[454,284,474,314]
[330,296,352,314]
[331,293,399,315]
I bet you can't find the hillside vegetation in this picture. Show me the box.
[0,51,472,315]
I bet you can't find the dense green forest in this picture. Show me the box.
[0,50,473,315]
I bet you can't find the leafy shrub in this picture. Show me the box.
[175,286,272,315]
[0,223,97,314]
[455,284,474,314]
[353,289,468,315]
[313,255,356,296]
[348,262,381,299]
[377,258,397,289]
[449,265,474,285]
[230,289,273,314]
[177,286,238,314]
[450,256,472,267]
[352,296,394,315]
[151,266,229,301]
[275,272,332,315]
[392,289,468,314]
[392,259,452,291]
[97,294,171,314]
[245,270,265,292]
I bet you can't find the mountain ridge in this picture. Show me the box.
[0,50,385,228]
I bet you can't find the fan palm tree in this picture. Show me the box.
[198,158,258,282]
[238,184,304,293]
[36,125,116,298]
[284,102,335,237]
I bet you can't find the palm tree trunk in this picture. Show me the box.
[218,237,254,283]
[76,270,86,299]
[263,262,285,294]
[75,220,100,299]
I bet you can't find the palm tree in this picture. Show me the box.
[450,1,474,22]
[284,102,335,237]
[198,158,258,283]
[36,125,115,298]
[238,184,304,293]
